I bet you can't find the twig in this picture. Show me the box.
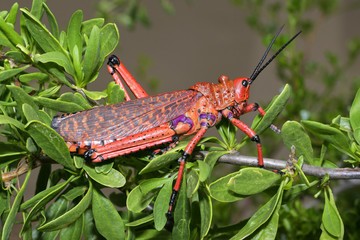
[196,151,360,180]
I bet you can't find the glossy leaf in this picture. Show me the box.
[126,214,154,227]
[21,8,67,55]
[0,114,25,131]
[83,164,126,188]
[227,168,281,195]
[230,180,285,240]
[82,89,107,101]
[26,120,75,171]
[0,65,30,82]
[281,121,314,165]
[59,92,92,110]
[92,187,125,240]
[43,3,59,39]
[322,186,344,238]
[139,177,171,194]
[7,85,38,112]
[99,23,119,62]
[154,178,173,230]
[173,175,190,240]
[38,182,93,231]
[251,84,291,135]
[350,89,360,144]
[108,82,125,104]
[23,103,41,122]
[0,16,23,50]
[59,214,84,240]
[5,3,19,25]
[209,171,246,202]
[201,150,230,181]
[199,186,212,239]
[302,120,356,159]
[139,151,182,174]
[82,25,100,86]
[81,18,104,37]
[127,185,158,213]
[67,10,83,67]
[36,51,74,76]
[34,96,85,112]
[1,168,31,240]
[0,142,26,161]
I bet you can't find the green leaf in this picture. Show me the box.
[227,168,281,195]
[322,186,344,238]
[0,114,25,131]
[139,177,171,194]
[186,169,200,198]
[59,92,92,110]
[82,89,107,101]
[36,51,74,76]
[0,65,30,82]
[42,3,59,39]
[0,17,23,50]
[251,84,291,135]
[82,26,100,86]
[5,3,19,25]
[99,23,119,62]
[38,181,93,231]
[173,174,190,240]
[302,120,356,159]
[26,120,75,171]
[281,121,314,165]
[30,0,45,19]
[92,187,125,240]
[1,167,31,240]
[249,189,282,240]
[81,18,104,37]
[127,185,158,213]
[230,180,285,240]
[18,72,49,83]
[139,151,181,174]
[62,186,87,201]
[199,186,212,239]
[59,214,84,240]
[21,8,68,55]
[20,176,74,235]
[154,178,173,230]
[126,214,154,227]
[34,96,85,112]
[67,10,83,64]
[23,103,41,122]
[350,89,360,144]
[83,164,126,188]
[108,82,125,104]
[38,85,61,97]
[202,150,230,181]
[209,171,246,202]
[7,85,38,113]
[20,178,72,211]
[0,142,26,163]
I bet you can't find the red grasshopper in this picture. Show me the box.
[51,26,301,225]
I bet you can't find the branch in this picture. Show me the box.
[197,151,360,179]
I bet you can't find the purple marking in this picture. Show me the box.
[200,122,208,127]
[171,115,194,129]
[200,113,207,119]
[208,114,216,122]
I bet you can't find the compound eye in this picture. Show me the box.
[242,80,248,87]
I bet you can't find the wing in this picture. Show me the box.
[52,90,202,142]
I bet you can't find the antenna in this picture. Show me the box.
[249,27,302,84]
